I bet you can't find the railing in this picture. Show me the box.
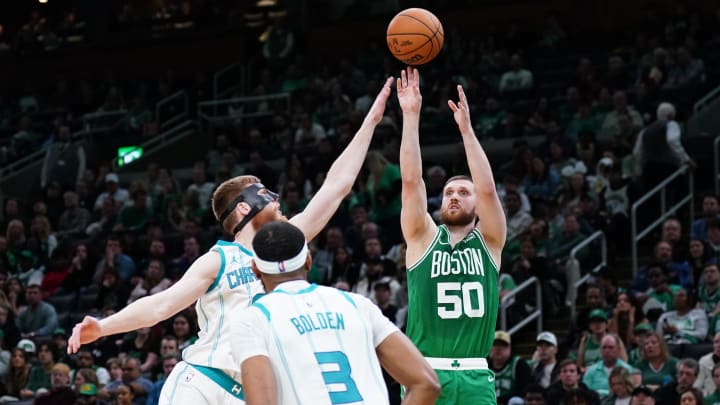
[569,230,607,320]
[631,166,694,275]
[499,276,542,337]
[156,90,189,130]
[81,109,128,131]
[213,62,245,99]
[695,84,720,114]
[112,120,199,171]
[196,92,291,128]
[715,136,720,195]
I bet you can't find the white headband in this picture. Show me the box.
[254,243,309,274]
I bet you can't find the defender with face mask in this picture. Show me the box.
[67,76,396,405]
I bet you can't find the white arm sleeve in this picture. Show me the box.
[231,308,272,365]
[355,295,400,347]
[666,121,690,164]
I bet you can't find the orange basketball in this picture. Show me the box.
[386,8,444,65]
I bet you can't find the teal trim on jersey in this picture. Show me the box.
[216,239,253,256]
[251,293,265,304]
[208,290,225,366]
[208,246,227,292]
[190,364,245,400]
[270,323,303,403]
[406,226,442,272]
[253,302,271,321]
[197,297,209,333]
[169,362,190,403]
[273,283,318,295]
[338,290,357,308]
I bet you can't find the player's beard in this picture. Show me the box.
[251,206,288,231]
[439,207,476,226]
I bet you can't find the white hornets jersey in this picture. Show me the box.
[183,240,264,375]
[231,280,399,405]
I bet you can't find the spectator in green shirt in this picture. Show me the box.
[704,363,720,405]
[632,331,678,389]
[364,151,402,245]
[21,341,56,399]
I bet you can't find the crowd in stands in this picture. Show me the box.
[0,2,717,405]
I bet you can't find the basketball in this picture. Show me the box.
[386,8,444,65]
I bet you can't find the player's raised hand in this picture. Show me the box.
[396,66,422,115]
[448,84,473,135]
[67,316,102,354]
[364,77,394,126]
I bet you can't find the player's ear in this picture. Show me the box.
[251,262,262,279]
[304,252,312,274]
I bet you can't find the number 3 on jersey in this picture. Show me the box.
[314,351,363,404]
[437,282,485,319]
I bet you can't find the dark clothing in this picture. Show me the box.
[546,381,600,405]
[653,381,682,405]
[642,121,673,166]
[34,386,77,405]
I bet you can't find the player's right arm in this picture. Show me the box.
[67,250,220,353]
[231,308,277,405]
[241,356,277,405]
[397,67,437,263]
[377,333,440,404]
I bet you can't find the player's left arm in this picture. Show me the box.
[231,309,276,404]
[448,84,506,264]
[291,77,393,241]
[242,356,277,405]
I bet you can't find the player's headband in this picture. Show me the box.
[254,243,309,274]
[217,183,278,235]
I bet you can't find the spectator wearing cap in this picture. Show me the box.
[583,334,634,397]
[76,382,98,404]
[631,384,655,405]
[73,348,110,386]
[547,359,600,405]
[34,362,77,404]
[373,279,398,324]
[21,341,57,399]
[530,331,560,388]
[691,194,720,241]
[656,288,708,344]
[16,284,58,339]
[577,309,610,369]
[697,332,720,396]
[490,330,533,405]
[653,358,699,405]
[568,284,607,349]
[93,173,130,212]
[629,323,654,365]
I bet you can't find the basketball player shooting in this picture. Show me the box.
[397,66,507,404]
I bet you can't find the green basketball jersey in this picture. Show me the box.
[706,391,720,405]
[406,225,499,358]
[581,336,601,367]
[699,285,720,315]
[494,356,519,399]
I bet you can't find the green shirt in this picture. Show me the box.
[495,356,520,399]
[581,335,602,367]
[367,164,402,223]
[646,284,682,312]
[26,365,51,392]
[699,284,720,315]
[406,225,499,359]
[632,357,678,386]
[706,391,720,405]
